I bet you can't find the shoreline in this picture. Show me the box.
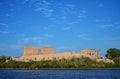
[0,68,120,70]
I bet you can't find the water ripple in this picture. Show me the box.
[0,69,120,79]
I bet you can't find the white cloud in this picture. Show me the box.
[0,29,25,36]
[0,23,9,34]
[63,27,71,30]
[42,0,52,5]
[0,31,9,34]
[60,16,67,22]
[10,44,21,49]
[49,16,68,25]
[18,36,43,44]
[21,37,42,41]
[104,36,120,41]
[59,4,77,15]
[20,0,53,17]
[34,0,53,17]
[43,26,49,30]
[81,10,87,14]
[101,24,114,29]
[44,34,53,38]
[98,22,120,30]
[114,22,120,29]
[35,7,53,17]
[95,19,106,22]
[19,33,26,36]
[78,34,91,41]
[65,4,76,12]
[5,14,11,17]
[0,23,8,30]
[1,23,25,36]
[56,46,74,52]
[78,15,86,18]
[78,15,86,21]
[23,0,30,4]
[98,3,104,8]
[67,21,79,25]
[10,8,14,11]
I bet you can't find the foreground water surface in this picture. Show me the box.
[0,69,120,79]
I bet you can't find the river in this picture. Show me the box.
[0,69,120,79]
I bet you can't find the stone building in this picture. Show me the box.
[12,46,114,63]
[80,49,100,59]
[24,46,38,56]
[41,46,54,54]
[24,46,54,56]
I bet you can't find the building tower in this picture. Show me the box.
[24,46,38,56]
[41,46,54,54]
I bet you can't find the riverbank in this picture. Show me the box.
[0,68,120,70]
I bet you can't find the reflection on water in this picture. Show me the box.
[0,69,120,79]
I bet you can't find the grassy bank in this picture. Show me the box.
[0,57,119,69]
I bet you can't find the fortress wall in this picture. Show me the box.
[12,53,114,64]
[24,46,38,56]
[17,53,81,61]
[41,46,54,54]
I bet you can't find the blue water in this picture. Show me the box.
[0,69,120,79]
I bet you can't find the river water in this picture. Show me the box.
[0,69,120,79]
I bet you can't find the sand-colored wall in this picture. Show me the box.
[24,46,55,56]
[13,52,82,62]
[41,46,54,54]
[24,46,38,56]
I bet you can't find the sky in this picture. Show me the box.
[0,0,120,57]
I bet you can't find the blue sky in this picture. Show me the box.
[0,0,120,57]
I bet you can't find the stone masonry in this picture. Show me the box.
[41,46,54,54]
[80,49,100,59]
[24,46,38,56]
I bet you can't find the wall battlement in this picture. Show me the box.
[24,46,54,56]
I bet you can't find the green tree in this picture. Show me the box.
[113,57,120,67]
[105,48,120,59]
[0,56,6,63]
